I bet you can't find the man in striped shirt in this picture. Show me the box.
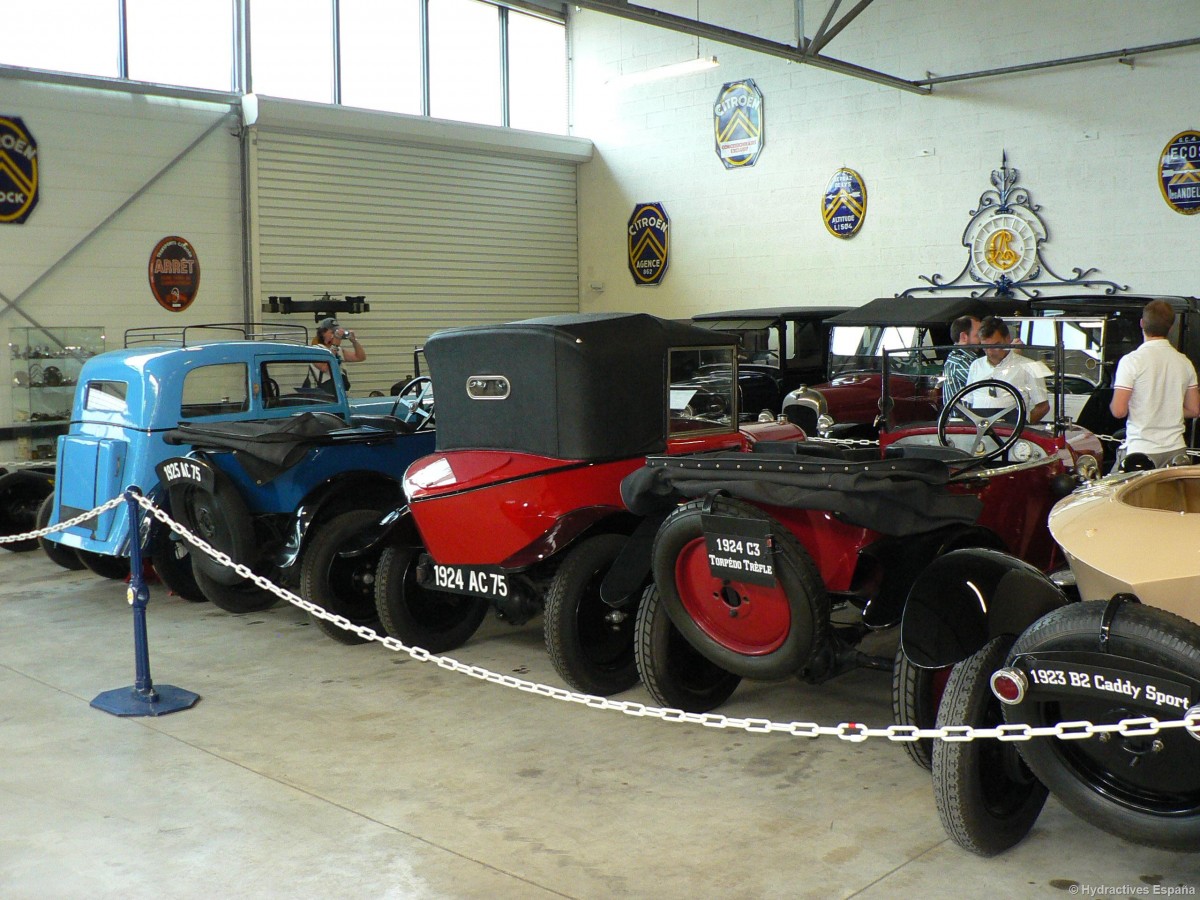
[942,314,981,406]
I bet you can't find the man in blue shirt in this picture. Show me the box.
[942,314,980,406]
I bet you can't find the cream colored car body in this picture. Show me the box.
[1049,466,1200,626]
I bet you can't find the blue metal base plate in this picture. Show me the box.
[91,684,201,717]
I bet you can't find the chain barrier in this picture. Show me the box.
[7,493,1200,745]
[0,495,126,544]
[805,436,880,448]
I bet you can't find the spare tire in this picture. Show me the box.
[1006,601,1200,852]
[649,496,829,681]
[169,465,257,586]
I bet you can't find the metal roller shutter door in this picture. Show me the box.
[251,130,580,395]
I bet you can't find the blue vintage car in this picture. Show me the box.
[42,324,435,640]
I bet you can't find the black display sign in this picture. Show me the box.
[0,115,39,224]
[700,513,776,586]
[627,202,670,286]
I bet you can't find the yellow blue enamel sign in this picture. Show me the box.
[0,115,38,224]
[628,203,669,285]
[1160,130,1200,215]
[713,80,764,169]
[822,168,867,238]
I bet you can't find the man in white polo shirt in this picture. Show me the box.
[1110,299,1200,471]
[966,316,1050,424]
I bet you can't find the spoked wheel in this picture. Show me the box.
[300,509,385,645]
[544,534,638,695]
[635,584,741,712]
[374,546,488,653]
[891,643,951,771]
[0,470,53,553]
[651,497,828,680]
[76,549,132,580]
[36,492,84,571]
[932,635,1047,856]
[192,566,279,613]
[1005,601,1200,852]
[149,522,206,602]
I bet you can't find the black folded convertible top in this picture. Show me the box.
[621,450,982,536]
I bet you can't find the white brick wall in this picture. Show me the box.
[572,0,1200,317]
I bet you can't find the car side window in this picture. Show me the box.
[84,380,128,413]
[788,321,823,370]
[261,360,341,408]
[180,363,249,418]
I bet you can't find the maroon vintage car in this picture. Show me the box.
[379,313,804,696]
[623,344,1103,746]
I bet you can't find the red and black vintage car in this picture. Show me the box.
[378,313,804,695]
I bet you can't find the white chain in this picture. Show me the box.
[0,494,126,543]
[7,492,1200,745]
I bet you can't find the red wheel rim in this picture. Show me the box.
[674,537,791,655]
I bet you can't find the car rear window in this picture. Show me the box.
[181,363,249,418]
[84,380,129,413]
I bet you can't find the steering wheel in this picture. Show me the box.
[937,378,1028,466]
[391,376,434,431]
[262,377,280,406]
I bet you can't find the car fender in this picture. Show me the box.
[276,476,405,569]
[598,512,669,609]
[900,548,1070,669]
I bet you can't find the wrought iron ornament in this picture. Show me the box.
[903,152,1126,299]
[627,202,670,285]
[713,79,764,169]
[821,168,867,238]
[0,115,39,224]
[1159,130,1200,215]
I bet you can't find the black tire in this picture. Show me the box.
[1006,601,1200,852]
[36,492,84,570]
[300,509,385,645]
[374,546,488,653]
[932,635,1048,856]
[192,564,279,614]
[891,643,952,771]
[0,470,53,553]
[149,522,206,602]
[76,549,132,580]
[650,497,829,680]
[544,534,639,695]
[170,468,257,587]
[635,584,742,712]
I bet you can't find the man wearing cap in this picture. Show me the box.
[309,317,367,391]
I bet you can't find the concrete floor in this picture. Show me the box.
[2,548,1199,900]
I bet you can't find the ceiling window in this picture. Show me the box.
[338,0,423,115]
[250,0,335,103]
[0,0,119,78]
[126,0,233,91]
[507,11,567,134]
[428,0,502,127]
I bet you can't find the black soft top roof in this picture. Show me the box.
[425,312,737,460]
[692,306,852,324]
[1026,294,1200,315]
[827,296,1031,327]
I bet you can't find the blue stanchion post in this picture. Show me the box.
[91,488,200,717]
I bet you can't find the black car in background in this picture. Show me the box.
[690,306,851,420]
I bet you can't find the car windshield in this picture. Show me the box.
[668,345,738,434]
[829,325,943,377]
